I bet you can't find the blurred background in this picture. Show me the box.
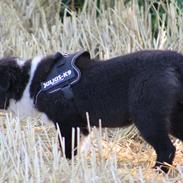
[1,0,183,59]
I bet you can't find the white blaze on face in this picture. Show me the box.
[8,56,44,119]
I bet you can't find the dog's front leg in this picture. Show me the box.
[56,123,76,159]
[56,123,90,158]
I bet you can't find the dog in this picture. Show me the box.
[0,50,183,173]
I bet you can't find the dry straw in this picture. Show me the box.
[0,0,183,182]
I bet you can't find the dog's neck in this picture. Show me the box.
[6,51,91,121]
[7,54,60,121]
[8,56,44,119]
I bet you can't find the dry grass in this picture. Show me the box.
[0,0,183,182]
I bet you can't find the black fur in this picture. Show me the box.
[0,57,30,109]
[0,50,183,173]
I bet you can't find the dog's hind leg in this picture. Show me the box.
[170,104,183,141]
[129,73,178,173]
[131,111,176,173]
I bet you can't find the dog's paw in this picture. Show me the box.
[153,165,169,174]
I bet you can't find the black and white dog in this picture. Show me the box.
[0,50,183,172]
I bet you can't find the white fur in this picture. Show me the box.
[8,56,43,119]
[80,134,91,155]
[40,113,52,124]
[16,58,26,67]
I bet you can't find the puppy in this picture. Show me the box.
[0,50,183,173]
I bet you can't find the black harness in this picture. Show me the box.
[34,51,90,105]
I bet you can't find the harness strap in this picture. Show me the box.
[34,51,90,105]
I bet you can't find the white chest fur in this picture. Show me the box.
[8,56,43,120]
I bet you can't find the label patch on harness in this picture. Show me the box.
[34,51,90,104]
[42,70,72,90]
[39,50,90,96]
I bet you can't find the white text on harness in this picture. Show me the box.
[43,70,72,89]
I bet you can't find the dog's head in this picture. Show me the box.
[0,57,30,109]
[0,53,63,117]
